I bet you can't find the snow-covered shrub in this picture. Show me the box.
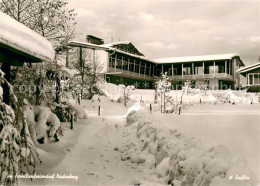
[23,105,60,144]
[52,102,71,122]
[0,70,39,185]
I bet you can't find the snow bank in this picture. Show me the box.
[23,105,60,143]
[121,109,258,186]
[96,82,124,101]
[0,12,55,62]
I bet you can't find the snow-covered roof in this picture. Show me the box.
[67,40,245,66]
[154,54,240,64]
[0,12,55,63]
[237,63,260,74]
[68,41,109,50]
[102,41,131,47]
[108,48,153,62]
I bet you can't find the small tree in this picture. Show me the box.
[120,85,135,107]
[155,73,171,113]
[70,48,105,100]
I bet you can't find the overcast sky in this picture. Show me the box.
[68,0,260,66]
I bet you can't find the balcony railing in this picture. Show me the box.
[107,67,233,81]
[107,68,153,80]
[169,73,233,80]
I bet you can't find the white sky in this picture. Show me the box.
[68,0,260,66]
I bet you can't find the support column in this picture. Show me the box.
[253,73,255,85]
[115,55,117,72]
[192,63,194,76]
[182,63,183,78]
[229,60,231,75]
[149,64,151,76]
[213,61,216,75]
[133,60,135,73]
[203,62,205,75]
[247,74,249,85]
[127,58,130,72]
[121,57,124,70]
[162,65,164,75]
[139,61,141,76]
[172,64,174,77]
[225,61,227,77]
[144,63,147,76]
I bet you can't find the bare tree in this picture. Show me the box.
[70,48,105,101]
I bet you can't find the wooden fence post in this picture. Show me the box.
[71,114,74,130]
[98,106,101,116]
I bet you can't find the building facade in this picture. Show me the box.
[67,38,245,90]
[237,63,260,92]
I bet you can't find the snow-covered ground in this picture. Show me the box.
[19,91,259,186]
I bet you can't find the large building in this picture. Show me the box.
[237,63,260,92]
[67,36,245,90]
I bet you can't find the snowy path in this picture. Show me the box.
[20,113,153,186]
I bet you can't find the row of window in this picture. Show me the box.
[109,57,233,77]
[109,57,155,76]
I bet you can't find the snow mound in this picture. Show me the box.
[96,82,124,101]
[70,104,88,120]
[121,111,258,186]
[0,12,55,62]
[126,102,147,126]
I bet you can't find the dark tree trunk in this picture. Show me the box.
[35,77,41,105]
[55,75,61,103]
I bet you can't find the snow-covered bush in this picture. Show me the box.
[52,101,71,122]
[23,105,60,144]
[0,70,39,185]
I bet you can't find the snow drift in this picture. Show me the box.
[121,105,258,186]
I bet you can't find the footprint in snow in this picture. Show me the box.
[107,175,114,179]
[64,148,71,153]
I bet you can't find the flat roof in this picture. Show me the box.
[154,54,240,64]
[237,63,260,74]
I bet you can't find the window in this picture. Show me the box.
[183,67,191,75]
[129,62,134,72]
[195,67,203,75]
[249,74,253,85]
[209,66,214,74]
[254,74,260,85]
[168,68,173,76]
[135,64,139,73]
